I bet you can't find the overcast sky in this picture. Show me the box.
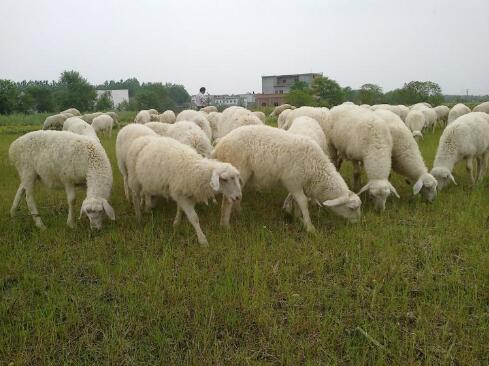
[1,0,488,95]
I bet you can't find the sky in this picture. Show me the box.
[1,0,488,95]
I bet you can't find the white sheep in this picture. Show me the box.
[269,104,296,117]
[277,109,292,129]
[43,113,70,130]
[212,125,362,231]
[329,105,398,211]
[397,105,410,121]
[410,102,432,109]
[200,106,218,114]
[285,116,327,152]
[61,108,81,116]
[63,117,99,141]
[207,112,222,138]
[433,105,450,124]
[134,110,152,124]
[159,110,176,124]
[127,135,242,245]
[252,111,266,122]
[374,110,438,201]
[148,109,159,116]
[105,111,119,127]
[405,110,425,140]
[9,131,115,230]
[116,124,158,200]
[175,109,212,140]
[473,101,489,114]
[80,112,103,124]
[282,106,331,132]
[370,104,402,118]
[431,112,489,189]
[145,121,171,135]
[447,103,471,124]
[92,114,114,137]
[213,108,263,140]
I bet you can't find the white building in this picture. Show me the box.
[96,89,129,107]
[261,73,322,94]
[209,93,256,108]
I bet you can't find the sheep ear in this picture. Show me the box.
[413,178,424,195]
[323,195,348,207]
[389,182,400,199]
[449,173,457,185]
[79,204,86,219]
[103,199,115,221]
[357,183,370,195]
[210,170,220,191]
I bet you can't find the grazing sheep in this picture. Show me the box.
[116,124,158,200]
[61,108,81,116]
[431,112,489,189]
[286,116,327,153]
[397,105,410,121]
[420,108,438,131]
[159,110,176,124]
[176,109,213,140]
[270,104,296,117]
[212,125,362,231]
[282,106,331,132]
[145,121,171,136]
[329,105,398,211]
[105,111,119,127]
[207,112,222,138]
[134,110,152,124]
[9,131,115,230]
[252,111,266,122]
[60,112,75,119]
[92,114,114,137]
[213,108,263,140]
[405,110,425,140]
[63,117,99,141]
[277,109,292,129]
[200,106,218,113]
[370,104,402,118]
[375,110,438,202]
[148,109,159,116]
[473,101,489,114]
[433,105,450,124]
[43,113,70,130]
[127,135,242,245]
[411,102,432,109]
[80,112,103,124]
[447,103,471,124]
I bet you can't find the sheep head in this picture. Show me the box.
[358,179,399,212]
[430,167,456,190]
[210,163,242,202]
[323,191,362,223]
[414,173,438,202]
[80,197,115,230]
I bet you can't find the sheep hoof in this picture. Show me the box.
[67,221,76,229]
[198,238,209,246]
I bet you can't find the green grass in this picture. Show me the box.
[0,123,488,365]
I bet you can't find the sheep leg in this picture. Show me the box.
[178,198,208,246]
[233,199,242,214]
[466,156,475,185]
[64,184,76,228]
[131,185,142,219]
[123,174,131,202]
[291,190,315,233]
[24,179,45,230]
[173,205,182,227]
[477,152,489,182]
[220,197,233,228]
[352,160,362,192]
[10,184,25,217]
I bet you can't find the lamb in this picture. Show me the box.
[176,109,213,140]
[270,104,296,117]
[200,106,218,113]
[63,117,99,141]
[134,110,152,124]
[473,101,489,114]
[286,116,327,152]
[43,113,70,130]
[159,110,176,124]
[405,110,425,140]
[212,125,362,231]
[374,110,438,201]
[329,105,398,211]
[116,124,158,200]
[447,103,471,124]
[61,108,81,116]
[431,112,489,189]
[127,135,242,245]
[80,112,103,124]
[92,114,114,137]
[9,131,115,230]
[252,111,266,122]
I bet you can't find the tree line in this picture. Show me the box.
[285,77,446,107]
[0,71,191,115]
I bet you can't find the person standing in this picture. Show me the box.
[195,87,208,110]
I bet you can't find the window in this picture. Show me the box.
[279,90,283,94]
[282,79,286,83]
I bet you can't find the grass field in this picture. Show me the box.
[1,121,488,365]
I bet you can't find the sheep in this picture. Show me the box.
[411,102,432,109]
[420,108,438,131]
[473,101,489,114]
[433,105,450,124]
[374,110,438,202]
[148,109,159,116]
[60,112,75,119]
[370,104,402,118]
[447,103,471,124]
[61,108,81,116]
[277,109,292,129]
[92,114,114,137]
[212,125,362,232]
[105,111,119,127]
[127,135,242,245]
[176,109,212,140]
[329,105,398,211]
[9,131,115,230]
[213,108,263,140]
[63,117,99,141]
[200,106,218,113]
[80,112,103,124]
[43,113,70,130]
[286,116,327,153]
[282,106,331,132]
[397,105,410,121]
[207,112,222,138]
[134,110,152,124]
[159,110,176,124]
[145,121,171,136]
[431,112,489,189]
[116,124,158,200]
[405,110,425,140]
[270,104,296,117]
[252,111,266,123]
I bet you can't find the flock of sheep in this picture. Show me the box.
[8,100,489,244]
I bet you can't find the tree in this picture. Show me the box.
[0,80,19,114]
[359,83,383,105]
[25,84,55,112]
[290,80,309,91]
[95,91,114,111]
[383,81,444,106]
[284,89,316,107]
[135,83,176,111]
[166,83,190,106]
[311,76,345,107]
[55,70,97,112]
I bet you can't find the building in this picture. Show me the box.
[192,93,256,109]
[256,72,322,107]
[96,89,129,108]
